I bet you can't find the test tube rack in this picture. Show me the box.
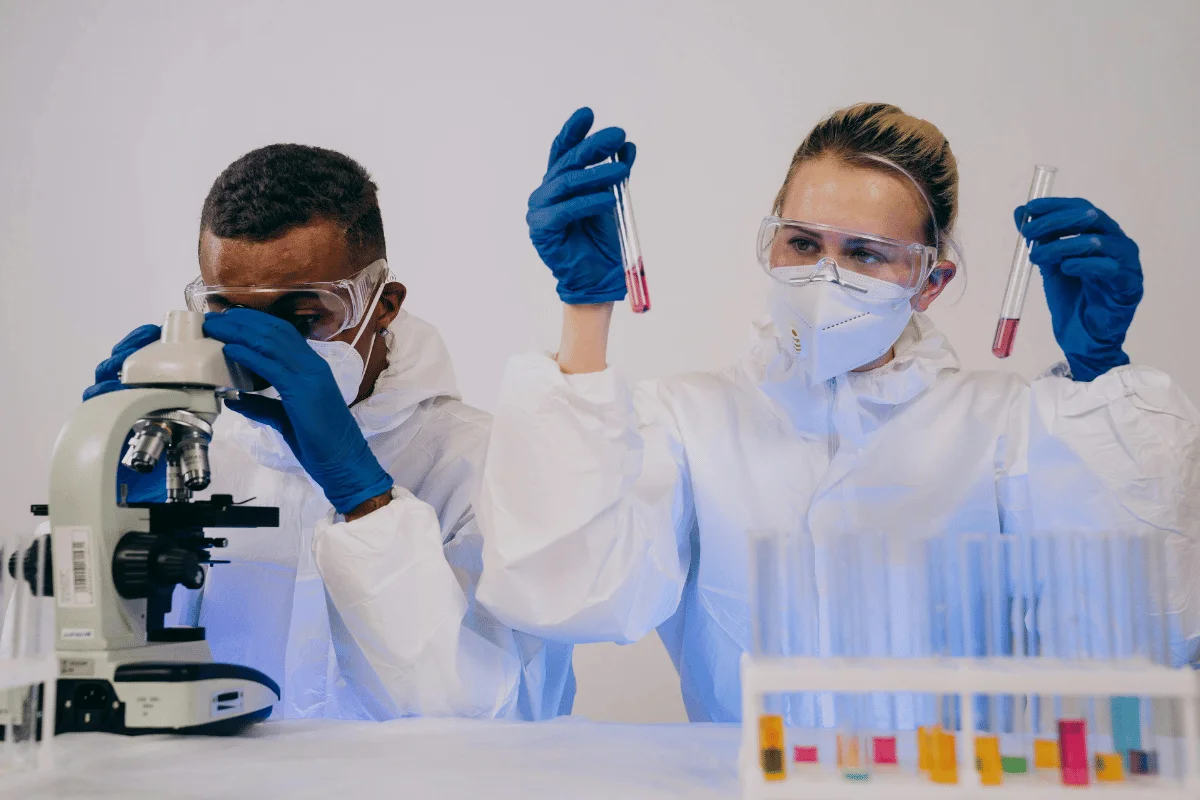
[740,653,1200,799]
[1,530,56,778]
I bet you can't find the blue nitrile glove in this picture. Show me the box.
[202,309,393,515]
[82,324,167,504]
[83,324,162,401]
[1015,197,1144,382]
[527,106,637,304]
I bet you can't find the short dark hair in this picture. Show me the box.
[200,143,386,263]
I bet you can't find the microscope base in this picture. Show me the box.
[54,644,280,736]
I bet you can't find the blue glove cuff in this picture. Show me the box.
[330,472,395,517]
[552,273,628,304]
[1067,349,1131,383]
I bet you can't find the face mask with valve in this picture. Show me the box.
[10,310,281,736]
[757,216,940,383]
[767,258,916,383]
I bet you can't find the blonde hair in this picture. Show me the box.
[773,103,959,256]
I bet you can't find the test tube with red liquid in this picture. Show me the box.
[992,165,1057,358]
[612,155,650,313]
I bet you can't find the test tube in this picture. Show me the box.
[831,534,871,782]
[992,165,1058,358]
[611,154,650,314]
[748,528,796,781]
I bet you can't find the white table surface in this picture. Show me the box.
[9,718,742,799]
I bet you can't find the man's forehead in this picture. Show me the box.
[199,219,359,286]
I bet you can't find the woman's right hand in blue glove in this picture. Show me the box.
[528,107,636,305]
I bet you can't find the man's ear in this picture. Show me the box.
[913,262,956,312]
[376,282,407,329]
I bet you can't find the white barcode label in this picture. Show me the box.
[56,526,95,608]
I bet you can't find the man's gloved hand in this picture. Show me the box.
[83,324,162,401]
[202,309,393,515]
[1015,197,1144,382]
[82,324,167,503]
[528,106,636,305]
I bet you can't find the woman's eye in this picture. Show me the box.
[788,236,819,254]
[852,248,886,265]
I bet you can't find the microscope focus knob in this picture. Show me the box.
[155,547,205,590]
[113,533,205,598]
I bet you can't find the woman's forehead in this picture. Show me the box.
[780,158,928,244]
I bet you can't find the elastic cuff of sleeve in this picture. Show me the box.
[1066,350,1131,383]
[557,286,627,305]
[328,473,395,516]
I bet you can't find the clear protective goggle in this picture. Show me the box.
[757,217,938,301]
[184,259,391,341]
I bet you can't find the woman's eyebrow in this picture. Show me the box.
[786,225,826,243]
[841,236,887,250]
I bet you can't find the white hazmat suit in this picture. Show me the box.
[477,313,1200,722]
[179,310,574,720]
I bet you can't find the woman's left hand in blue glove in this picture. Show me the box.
[1015,197,1143,382]
[202,309,393,516]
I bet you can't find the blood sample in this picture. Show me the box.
[993,165,1057,358]
[992,318,1020,359]
[611,155,650,314]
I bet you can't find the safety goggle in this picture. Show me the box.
[184,259,390,341]
[757,217,937,300]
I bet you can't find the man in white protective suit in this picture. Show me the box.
[475,104,1200,723]
[83,144,573,720]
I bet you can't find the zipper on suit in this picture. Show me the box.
[826,377,840,464]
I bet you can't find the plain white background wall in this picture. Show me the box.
[2,0,1198,724]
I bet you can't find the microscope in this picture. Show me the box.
[10,311,280,735]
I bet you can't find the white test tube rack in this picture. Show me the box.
[740,653,1200,799]
[1,532,57,778]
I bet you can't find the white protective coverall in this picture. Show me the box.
[476,313,1200,722]
[180,310,574,720]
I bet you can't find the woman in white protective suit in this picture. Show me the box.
[83,144,573,721]
[476,104,1200,723]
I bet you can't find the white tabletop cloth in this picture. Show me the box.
[12,718,741,799]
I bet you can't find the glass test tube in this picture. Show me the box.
[992,165,1058,358]
[748,528,802,781]
[611,153,650,314]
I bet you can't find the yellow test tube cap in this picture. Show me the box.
[930,730,959,784]
[1034,738,1060,769]
[758,715,786,781]
[975,735,1002,786]
[1095,752,1125,782]
[918,726,936,772]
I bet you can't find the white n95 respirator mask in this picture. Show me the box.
[309,336,373,406]
[768,265,914,383]
[307,275,389,405]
